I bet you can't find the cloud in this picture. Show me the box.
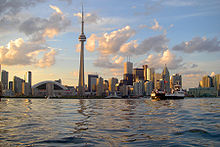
[0,5,71,67]
[49,5,63,14]
[19,5,71,42]
[210,72,215,77]
[140,49,183,69]
[172,37,220,53]
[0,38,56,67]
[96,26,136,55]
[112,56,124,64]
[73,12,101,24]
[75,43,80,52]
[120,34,169,55]
[150,19,162,31]
[191,63,198,68]
[139,19,163,31]
[85,34,96,52]
[86,26,168,56]
[163,0,196,7]
[94,56,123,69]
[37,49,56,68]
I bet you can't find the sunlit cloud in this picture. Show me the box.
[49,5,63,14]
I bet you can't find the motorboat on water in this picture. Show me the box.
[151,88,185,100]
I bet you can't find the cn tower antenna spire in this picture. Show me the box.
[81,3,84,34]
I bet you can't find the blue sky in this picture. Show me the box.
[0,0,219,89]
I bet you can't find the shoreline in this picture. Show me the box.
[1,96,219,100]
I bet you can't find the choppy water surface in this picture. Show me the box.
[0,98,219,146]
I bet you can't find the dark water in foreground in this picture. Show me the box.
[0,98,219,146]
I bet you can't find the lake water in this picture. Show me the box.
[0,98,219,146]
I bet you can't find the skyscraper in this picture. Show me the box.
[200,75,213,88]
[109,77,118,93]
[77,5,86,96]
[143,65,148,81]
[170,74,182,90]
[96,77,104,96]
[161,65,170,93]
[133,68,144,82]
[124,62,133,74]
[88,74,98,92]
[1,70,8,90]
[13,76,24,95]
[25,71,32,96]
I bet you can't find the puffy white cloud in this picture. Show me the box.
[85,34,96,52]
[73,12,101,24]
[141,49,183,69]
[37,49,56,68]
[172,37,220,53]
[86,26,168,56]
[0,38,56,67]
[96,26,136,55]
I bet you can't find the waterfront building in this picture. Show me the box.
[170,74,182,90]
[159,79,165,91]
[25,71,32,96]
[13,76,24,96]
[133,80,144,96]
[32,81,72,97]
[144,81,153,96]
[22,81,29,96]
[88,74,98,92]
[9,81,13,90]
[124,61,133,74]
[1,70,8,90]
[161,65,170,93]
[143,65,148,81]
[96,77,104,96]
[103,80,109,94]
[188,87,217,97]
[200,75,213,88]
[147,67,155,88]
[77,5,86,96]
[123,73,133,85]
[154,73,161,90]
[213,74,220,96]
[55,79,62,84]
[133,68,144,82]
[109,77,118,93]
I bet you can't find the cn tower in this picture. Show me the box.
[77,4,86,96]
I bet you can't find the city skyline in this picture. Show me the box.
[0,0,220,89]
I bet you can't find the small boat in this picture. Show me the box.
[45,96,50,99]
[151,90,165,100]
[151,89,185,100]
[105,92,121,98]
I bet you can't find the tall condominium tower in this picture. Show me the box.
[25,71,32,96]
[77,5,86,96]
[1,70,8,90]
[161,64,170,93]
